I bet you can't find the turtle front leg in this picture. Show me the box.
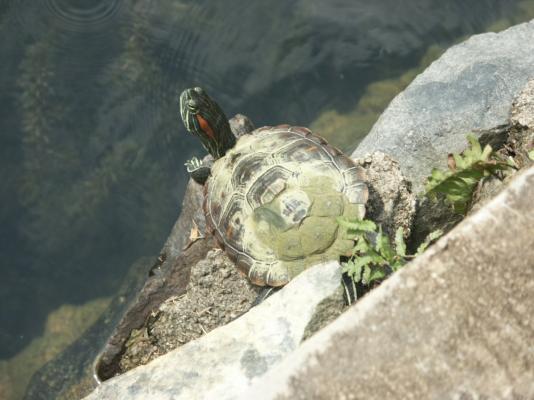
[185,156,213,185]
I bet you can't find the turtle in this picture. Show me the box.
[179,87,368,287]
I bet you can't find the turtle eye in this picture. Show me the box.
[187,99,199,113]
[194,87,204,95]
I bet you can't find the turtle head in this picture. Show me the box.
[179,87,236,160]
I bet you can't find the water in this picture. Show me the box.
[0,0,530,396]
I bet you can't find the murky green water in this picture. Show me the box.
[0,0,533,397]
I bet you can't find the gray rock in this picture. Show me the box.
[511,78,534,129]
[240,166,534,400]
[354,151,417,239]
[300,286,346,342]
[353,20,534,191]
[83,261,342,400]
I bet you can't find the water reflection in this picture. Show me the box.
[0,0,531,397]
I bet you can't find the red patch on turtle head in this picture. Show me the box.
[196,114,215,140]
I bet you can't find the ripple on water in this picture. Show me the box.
[12,0,125,33]
[8,0,127,65]
[45,0,124,32]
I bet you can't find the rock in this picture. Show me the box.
[241,166,534,400]
[300,286,346,342]
[353,151,417,239]
[411,79,534,246]
[118,249,261,373]
[158,179,207,259]
[460,79,534,217]
[94,238,214,380]
[470,121,533,215]
[353,20,534,192]
[511,78,534,129]
[83,261,342,400]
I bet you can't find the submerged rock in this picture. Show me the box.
[0,298,110,400]
[22,257,150,400]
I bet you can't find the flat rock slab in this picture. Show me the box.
[84,261,342,400]
[241,166,534,400]
[353,20,534,191]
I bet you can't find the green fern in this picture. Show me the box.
[425,135,511,214]
[338,217,442,287]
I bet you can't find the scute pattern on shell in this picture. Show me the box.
[204,125,368,287]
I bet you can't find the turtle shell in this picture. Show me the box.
[204,125,368,287]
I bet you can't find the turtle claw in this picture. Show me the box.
[184,156,202,172]
[185,157,211,184]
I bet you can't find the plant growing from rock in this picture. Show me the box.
[340,134,519,295]
[337,217,442,290]
[425,134,513,214]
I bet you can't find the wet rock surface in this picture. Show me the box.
[119,249,261,373]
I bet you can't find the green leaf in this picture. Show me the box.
[362,265,371,284]
[353,237,371,254]
[467,134,482,156]
[337,218,377,233]
[369,251,386,265]
[342,260,362,283]
[453,152,466,170]
[375,226,394,261]
[368,267,388,282]
[528,149,534,161]
[416,229,444,255]
[480,144,493,161]
[343,255,377,282]
[391,258,406,271]
[352,255,375,270]
[394,227,406,258]
[424,134,511,215]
